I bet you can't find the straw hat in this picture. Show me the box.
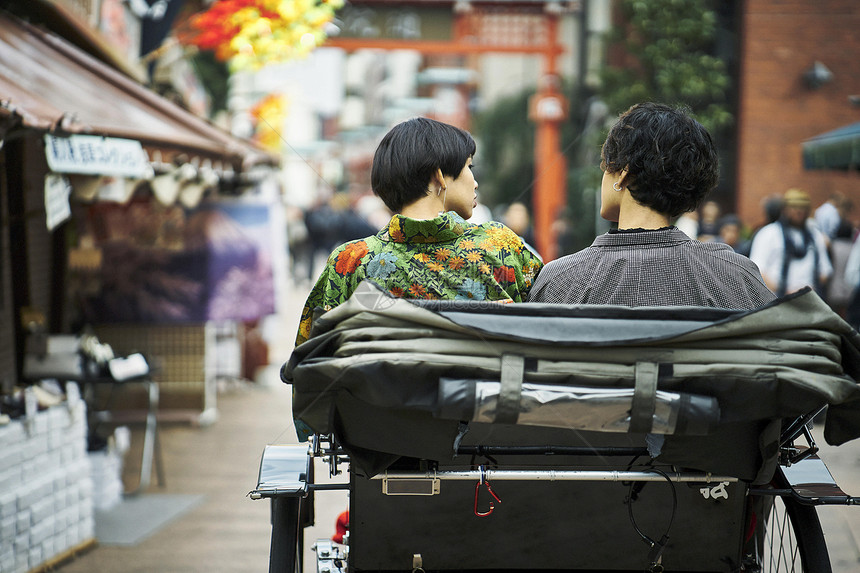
[783,188,811,207]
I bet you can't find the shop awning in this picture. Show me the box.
[802,122,860,171]
[0,11,275,170]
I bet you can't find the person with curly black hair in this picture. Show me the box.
[529,102,774,309]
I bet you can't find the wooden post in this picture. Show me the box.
[527,13,568,262]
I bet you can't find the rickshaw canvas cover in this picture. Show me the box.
[285,281,860,480]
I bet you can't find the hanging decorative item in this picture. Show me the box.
[180,0,344,71]
[250,94,289,151]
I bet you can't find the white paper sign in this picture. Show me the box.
[44,134,150,178]
[44,174,72,231]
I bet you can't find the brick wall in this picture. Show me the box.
[0,388,94,573]
[737,0,860,229]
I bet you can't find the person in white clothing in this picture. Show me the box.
[814,192,845,241]
[749,188,833,296]
[842,234,860,329]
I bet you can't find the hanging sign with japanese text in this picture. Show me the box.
[44,174,72,231]
[44,134,151,178]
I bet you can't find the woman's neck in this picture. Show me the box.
[400,195,446,220]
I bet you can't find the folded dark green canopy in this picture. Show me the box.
[284,281,860,480]
[802,121,860,170]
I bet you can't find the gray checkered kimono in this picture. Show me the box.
[528,228,775,309]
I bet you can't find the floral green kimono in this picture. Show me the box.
[296,211,543,345]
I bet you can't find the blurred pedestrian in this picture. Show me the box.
[836,196,855,240]
[329,192,377,244]
[303,197,339,280]
[843,234,860,328]
[759,194,784,231]
[697,200,722,242]
[502,201,538,253]
[814,191,845,241]
[469,201,493,224]
[826,232,855,314]
[355,191,392,230]
[304,193,377,281]
[674,210,698,239]
[749,188,832,296]
[285,205,310,286]
[715,214,751,255]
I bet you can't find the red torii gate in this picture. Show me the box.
[326,0,570,261]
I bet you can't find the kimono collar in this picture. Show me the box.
[593,226,691,247]
[383,211,470,244]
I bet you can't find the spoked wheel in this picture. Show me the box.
[748,489,831,572]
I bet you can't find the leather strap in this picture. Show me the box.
[496,354,524,424]
[630,362,659,433]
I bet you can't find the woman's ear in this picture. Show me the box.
[431,168,446,195]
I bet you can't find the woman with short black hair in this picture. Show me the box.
[370,117,477,214]
[296,117,542,345]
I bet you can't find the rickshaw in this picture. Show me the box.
[252,281,860,572]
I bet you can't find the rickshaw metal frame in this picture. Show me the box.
[252,411,860,573]
[258,287,860,572]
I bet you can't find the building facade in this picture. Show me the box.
[737,0,860,228]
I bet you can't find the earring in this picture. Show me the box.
[613,181,623,192]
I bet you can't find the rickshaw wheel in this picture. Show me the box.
[269,496,303,573]
[751,493,831,572]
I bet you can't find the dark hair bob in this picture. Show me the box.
[371,117,476,213]
[601,102,719,218]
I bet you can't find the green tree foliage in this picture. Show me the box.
[189,51,231,117]
[473,90,537,210]
[601,0,732,134]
